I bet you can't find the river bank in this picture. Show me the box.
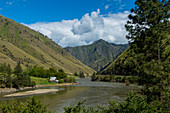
[0,83,79,94]
[3,89,59,97]
[0,87,35,94]
[0,78,141,113]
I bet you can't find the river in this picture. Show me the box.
[0,78,140,113]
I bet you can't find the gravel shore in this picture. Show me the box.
[3,89,59,97]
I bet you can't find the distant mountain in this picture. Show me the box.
[0,15,94,74]
[64,39,128,71]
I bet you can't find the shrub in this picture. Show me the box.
[58,79,64,84]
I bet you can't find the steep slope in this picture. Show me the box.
[101,35,170,75]
[64,39,128,71]
[0,15,94,74]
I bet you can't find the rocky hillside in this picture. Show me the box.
[0,15,94,74]
[65,39,128,71]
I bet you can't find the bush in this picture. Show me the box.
[30,81,36,87]
[58,79,64,84]
[0,96,52,113]
[63,77,76,83]
[115,77,122,82]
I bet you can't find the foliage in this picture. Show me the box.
[79,71,85,78]
[0,63,12,75]
[91,72,97,81]
[0,96,52,113]
[1,92,169,113]
[102,0,170,102]
[28,66,68,80]
[13,61,23,76]
[73,71,85,78]
[0,63,36,89]
[58,79,64,84]
[63,77,76,83]
[125,0,170,102]
[92,75,137,84]
[63,92,170,113]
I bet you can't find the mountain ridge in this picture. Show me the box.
[64,39,128,71]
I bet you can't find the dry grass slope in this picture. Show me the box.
[0,15,94,74]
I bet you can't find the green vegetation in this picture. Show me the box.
[102,0,170,102]
[0,62,36,89]
[91,74,138,85]
[0,15,94,74]
[64,92,169,113]
[1,92,169,113]
[124,0,170,102]
[0,0,169,112]
[65,39,128,71]
[0,96,52,113]
[27,66,76,83]
[73,71,85,78]
[0,63,76,88]
[30,77,56,85]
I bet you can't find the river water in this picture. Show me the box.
[0,78,140,113]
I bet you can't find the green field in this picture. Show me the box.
[30,76,56,85]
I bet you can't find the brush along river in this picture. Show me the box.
[0,78,140,113]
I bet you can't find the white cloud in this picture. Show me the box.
[25,9,129,47]
[119,4,125,9]
[6,1,14,5]
[105,5,109,9]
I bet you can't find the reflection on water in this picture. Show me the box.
[0,78,140,113]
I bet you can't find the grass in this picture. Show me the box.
[0,15,95,74]
[30,76,56,85]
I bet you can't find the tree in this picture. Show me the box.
[74,72,78,76]
[0,63,12,88]
[125,0,170,102]
[79,71,85,78]
[14,61,23,76]
[91,72,97,81]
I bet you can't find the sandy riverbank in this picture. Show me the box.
[0,87,35,94]
[3,89,59,97]
[0,83,79,94]
[36,82,79,88]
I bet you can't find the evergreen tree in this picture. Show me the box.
[79,71,85,78]
[74,72,78,76]
[91,72,96,81]
[125,0,170,102]
[14,61,23,76]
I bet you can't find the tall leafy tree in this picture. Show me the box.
[125,0,170,102]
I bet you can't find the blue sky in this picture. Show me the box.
[0,0,135,24]
[0,0,136,47]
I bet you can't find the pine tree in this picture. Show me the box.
[14,61,23,76]
[125,0,170,102]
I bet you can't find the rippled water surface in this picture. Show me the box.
[0,78,140,113]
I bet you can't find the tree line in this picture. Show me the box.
[0,62,36,89]
[27,65,76,83]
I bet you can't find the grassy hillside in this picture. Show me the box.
[65,39,128,71]
[101,35,170,76]
[0,15,94,74]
